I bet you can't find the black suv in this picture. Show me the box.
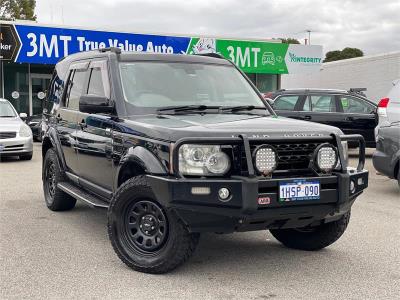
[269,89,378,147]
[41,48,368,274]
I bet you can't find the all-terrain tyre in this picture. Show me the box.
[108,176,200,274]
[270,211,351,251]
[43,148,76,211]
[19,153,33,160]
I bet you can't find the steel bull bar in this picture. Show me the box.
[163,133,368,215]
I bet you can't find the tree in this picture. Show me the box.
[324,47,363,62]
[280,38,300,44]
[0,0,36,21]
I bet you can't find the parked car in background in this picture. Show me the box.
[373,79,400,187]
[0,99,33,160]
[26,114,43,141]
[270,88,378,148]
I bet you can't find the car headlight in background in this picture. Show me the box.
[253,145,277,175]
[315,144,338,173]
[19,124,32,137]
[179,144,230,176]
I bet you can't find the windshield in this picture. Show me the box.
[119,62,267,113]
[0,101,16,117]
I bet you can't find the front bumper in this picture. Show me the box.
[147,169,368,232]
[148,133,369,233]
[0,135,33,157]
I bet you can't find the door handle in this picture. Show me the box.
[78,119,87,129]
[304,115,312,121]
[345,116,355,121]
[56,114,62,122]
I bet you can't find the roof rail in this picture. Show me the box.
[195,53,225,59]
[348,88,367,97]
[99,47,121,54]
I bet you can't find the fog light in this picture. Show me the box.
[350,180,356,194]
[253,145,277,175]
[191,187,211,195]
[218,188,230,201]
[357,178,364,186]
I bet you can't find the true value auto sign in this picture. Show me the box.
[0,22,322,74]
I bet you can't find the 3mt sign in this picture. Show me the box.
[0,24,21,61]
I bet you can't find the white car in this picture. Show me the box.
[0,98,33,161]
[376,79,400,133]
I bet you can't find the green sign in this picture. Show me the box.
[186,37,322,74]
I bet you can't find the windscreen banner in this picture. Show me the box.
[0,22,323,74]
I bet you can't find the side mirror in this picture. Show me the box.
[19,112,27,119]
[79,95,114,114]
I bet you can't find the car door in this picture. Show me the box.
[56,62,89,174]
[336,95,377,146]
[75,60,114,194]
[272,94,305,119]
[298,94,343,128]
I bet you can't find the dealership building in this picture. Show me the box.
[0,21,323,116]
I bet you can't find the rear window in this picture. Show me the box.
[273,95,299,111]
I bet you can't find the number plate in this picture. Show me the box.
[279,180,320,202]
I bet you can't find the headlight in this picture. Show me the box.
[19,124,32,137]
[315,144,338,173]
[253,145,277,175]
[179,144,230,176]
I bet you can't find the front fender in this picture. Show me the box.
[43,126,67,171]
[115,146,169,188]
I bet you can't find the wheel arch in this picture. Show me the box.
[115,146,168,189]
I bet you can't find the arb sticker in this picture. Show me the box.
[258,196,271,205]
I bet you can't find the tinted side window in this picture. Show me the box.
[273,95,299,111]
[66,70,88,110]
[87,68,105,97]
[340,96,374,114]
[309,95,336,112]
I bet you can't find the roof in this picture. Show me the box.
[60,49,232,65]
[274,88,348,94]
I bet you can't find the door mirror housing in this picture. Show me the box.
[19,112,27,119]
[79,95,114,114]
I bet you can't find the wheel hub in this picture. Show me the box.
[125,200,168,252]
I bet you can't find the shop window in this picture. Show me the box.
[256,74,278,93]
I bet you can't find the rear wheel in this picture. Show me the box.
[270,212,351,251]
[108,176,200,274]
[43,148,76,211]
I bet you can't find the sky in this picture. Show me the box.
[35,0,399,56]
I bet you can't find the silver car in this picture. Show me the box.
[0,98,33,161]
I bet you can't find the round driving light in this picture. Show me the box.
[218,188,230,201]
[205,152,230,174]
[315,145,338,173]
[253,145,277,175]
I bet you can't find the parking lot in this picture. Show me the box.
[0,143,399,299]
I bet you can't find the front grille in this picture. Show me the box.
[0,132,17,139]
[238,141,329,177]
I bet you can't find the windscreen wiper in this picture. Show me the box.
[220,105,267,112]
[157,105,220,114]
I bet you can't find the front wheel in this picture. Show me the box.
[107,176,200,274]
[270,211,351,251]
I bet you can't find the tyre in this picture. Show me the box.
[270,211,351,251]
[43,148,76,211]
[108,176,200,274]
[19,153,33,160]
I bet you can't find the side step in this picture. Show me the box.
[57,182,109,209]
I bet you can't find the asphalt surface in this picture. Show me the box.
[1,144,399,300]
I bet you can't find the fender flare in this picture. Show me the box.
[114,146,168,189]
[42,127,67,172]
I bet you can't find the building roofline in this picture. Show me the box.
[323,51,400,66]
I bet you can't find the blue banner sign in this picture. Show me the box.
[13,24,191,64]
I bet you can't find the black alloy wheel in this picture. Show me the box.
[124,200,168,253]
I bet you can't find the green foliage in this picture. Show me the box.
[324,47,363,62]
[280,38,300,44]
[0,0,36,21]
